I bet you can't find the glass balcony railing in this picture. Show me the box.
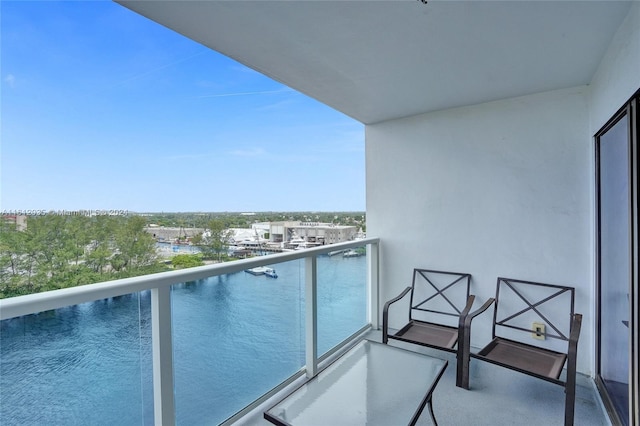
[0,238,379,426]
[172,259,306,425]
[317,250,368,357]
[0,293,154,425]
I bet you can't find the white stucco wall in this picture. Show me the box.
[589,1,640,134]
[366,86,593,373]
[365,3,638,377]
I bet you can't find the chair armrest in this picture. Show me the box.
[460,295,476,319]
[458,297,494,349]
[564,313,582,425]
[566,313,582,375]
[458,297,494,356]
[569,313,582,346]
[466,297,496,322]
[382,286,412,343]
[456,297,494,389]
[455,295,478,342]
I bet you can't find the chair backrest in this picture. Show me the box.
[492,277,575,352]
[409,269,471,327]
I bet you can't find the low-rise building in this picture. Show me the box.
[269,221,358,247]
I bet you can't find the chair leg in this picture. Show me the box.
[456,296,493,389]
[564,313,581,426]
[564,384,576,426]
[382,311,389,344]
[427,397,439,426]
[456,342,471,389]
[456,319,472,389]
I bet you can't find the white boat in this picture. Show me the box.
[288,236,307,250]
[245,266,278,278]
[264,268,278,278]
[343,249,362,258]
[245,266,269,275]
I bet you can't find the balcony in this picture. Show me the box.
[2,0,637,423]
[0,238,379,425]
[240,333,611,426]
[1,236,611,425]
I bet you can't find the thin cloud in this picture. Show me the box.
[256,98,297,111]
[162,153,211,161]
[4,74,16,88]
[230,65,263,75]
[96,50,208,93]
[195,88,294,99]
[229,147,267,157]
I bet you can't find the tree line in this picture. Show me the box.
[0,215,165,299]
[0,211,366,299]
[142,211,366,231]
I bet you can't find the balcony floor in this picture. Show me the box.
[238,330,610,426]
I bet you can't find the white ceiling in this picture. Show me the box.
[117,0,632,125]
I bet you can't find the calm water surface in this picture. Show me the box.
[0,255,366,425]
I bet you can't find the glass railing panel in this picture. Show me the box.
[171,259,305,425]
[0,292,153,425]
[317,249,367,357]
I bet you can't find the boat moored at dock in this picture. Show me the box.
[264,268,278,278]
[245,266,278,278]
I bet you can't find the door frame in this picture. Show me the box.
[594,89,639,426]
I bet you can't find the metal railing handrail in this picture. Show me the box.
[0,237,378,321]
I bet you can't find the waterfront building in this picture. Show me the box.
[144,226,204,243]
[268,221,358,247]
[2,215,27,231]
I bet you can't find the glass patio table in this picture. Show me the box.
[264,339,448,426]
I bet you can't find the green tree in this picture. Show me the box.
[0,214,167,299]
[113,216,157,272]
[171,254,204,269]
[0,220,27,296]
[23,215,88,291]
[67,216,91,266]
[193,219,234,261]
[85,215,117,274]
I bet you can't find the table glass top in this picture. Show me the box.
[265,339,447,426]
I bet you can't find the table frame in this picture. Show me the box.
[264,339,448,426]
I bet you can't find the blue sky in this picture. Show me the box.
[0,1,365,213]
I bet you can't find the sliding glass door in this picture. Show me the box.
[595,91,638,426]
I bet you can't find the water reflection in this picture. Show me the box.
[1,255,367,425]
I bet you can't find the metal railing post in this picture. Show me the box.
[305,255,318,378]
[367,242,380,329]
[151,286,175,426]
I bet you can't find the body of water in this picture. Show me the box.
[156,242,201,256]
[0,254,366,425]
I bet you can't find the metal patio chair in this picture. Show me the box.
[457,277,582,426]
[383,268,475,353]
